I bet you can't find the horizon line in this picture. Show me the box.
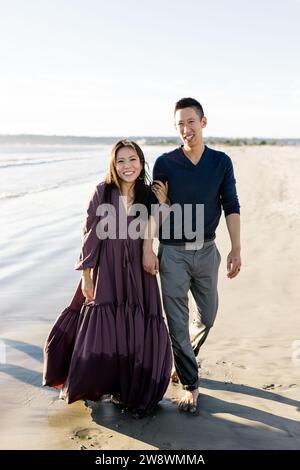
[0,133,299,141]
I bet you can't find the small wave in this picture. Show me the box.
[0,171,104,201]
[0,155,89,169]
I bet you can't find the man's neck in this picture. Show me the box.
[182,142,205,164]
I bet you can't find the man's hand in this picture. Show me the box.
[143,249,159,275]
[227,248,241,279]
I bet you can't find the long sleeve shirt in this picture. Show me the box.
[153,145,240,245]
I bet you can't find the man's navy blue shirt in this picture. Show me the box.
[152,145,240,245]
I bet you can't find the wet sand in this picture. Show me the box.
[1,145,300,450]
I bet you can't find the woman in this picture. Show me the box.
[43,139,172,417]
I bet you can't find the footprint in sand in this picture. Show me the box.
[262,383,282,390]
[276,383,298,393]
[71,427,114,449]
[216,360,247,369]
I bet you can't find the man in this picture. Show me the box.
[143,97,241,414]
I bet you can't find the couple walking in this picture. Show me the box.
[43,97,241,417]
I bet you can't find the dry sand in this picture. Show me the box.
[1,145,300,450]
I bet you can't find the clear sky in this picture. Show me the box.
[1,0,299,137]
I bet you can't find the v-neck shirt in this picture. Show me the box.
[152,145,240,245]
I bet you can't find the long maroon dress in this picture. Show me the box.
[43,183,172,416]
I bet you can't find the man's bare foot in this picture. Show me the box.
[178,389,199,414]
[171,369,179,383]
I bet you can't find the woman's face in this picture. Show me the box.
[115,146,143,184]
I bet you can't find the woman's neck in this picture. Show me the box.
[119,181,135,198]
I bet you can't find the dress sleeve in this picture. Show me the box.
[74,184,104,270]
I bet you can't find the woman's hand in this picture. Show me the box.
[81,270,95,301]
[151,180,169,204]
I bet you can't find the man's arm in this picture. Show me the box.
[225,213,241,279]
[219,156,241,279]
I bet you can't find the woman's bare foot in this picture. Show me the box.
[59,388,66,400]
[178,389,199,414]
[110,394,122,406]
[171,368,179,383]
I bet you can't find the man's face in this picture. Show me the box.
[174,107,207,147]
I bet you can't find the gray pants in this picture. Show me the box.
[158,241,221,390]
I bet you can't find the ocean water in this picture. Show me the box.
[0,144,171,202]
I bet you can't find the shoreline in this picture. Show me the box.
[1,145,300,450]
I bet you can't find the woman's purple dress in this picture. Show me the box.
[43,183,172,416]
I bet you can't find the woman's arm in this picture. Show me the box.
[75,185,103,271]
[75,183,105,300]
[81,268,94,301]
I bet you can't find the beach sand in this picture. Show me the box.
[1,145,300,450]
